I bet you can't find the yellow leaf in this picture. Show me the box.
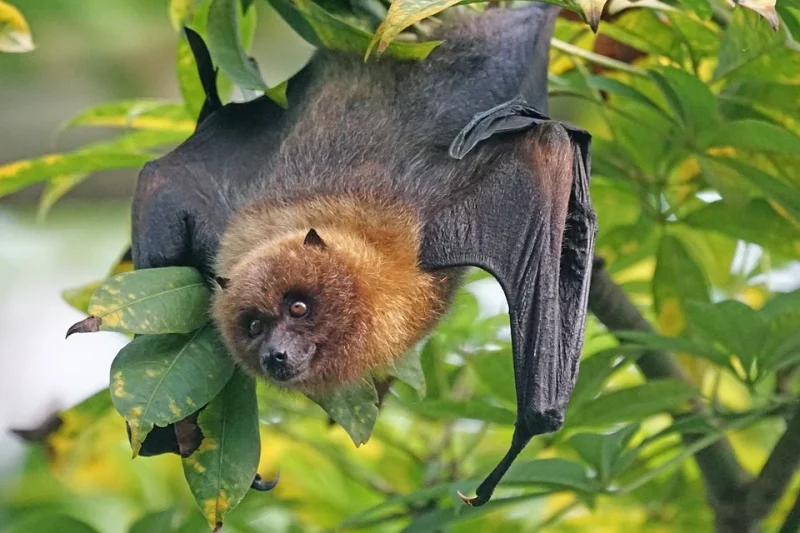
[576,0,609,32]
[658,297,685,336]
[368,0,461,58]
[0,1,34,53]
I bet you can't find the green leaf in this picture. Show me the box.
[129,509,183,533]
[738,0,779,29]
[778,4,800,41]
[367,0,462,56]
[79,267,210,335]
[699,119,800,155]
[5,514,99,533]
[567,380,696,428]
[470,349,516,406]
[682,199,800,257]
[36,173,90,221]
[614,330,729,367]
[503,458,600,492]
[685,300,766,375]
[723,158,800,222]
[183,369,260,531]
[207,0,268,91]
[388,351,426,398]
[651,67,717,134]
[269,0,441,60]
[587,75,667,116]
[266,0,322,47]
[65,100,194,132]
[652,234,709,336]
[598,10,682,61]
[109,327,235,456]
[419,336,446,399]
[714,8,783,80]
[404,399,516,425]
[307,379,379,446]
[569,346,644,407]
[675,0,712,19]
[570,424,639,485]
[0,1,35,53]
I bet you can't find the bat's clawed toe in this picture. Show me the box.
[457,490,481,506]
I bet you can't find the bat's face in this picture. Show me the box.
[212,231,369,391]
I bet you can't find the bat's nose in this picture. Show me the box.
[262,349,290,380]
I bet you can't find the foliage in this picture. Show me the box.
[2,0,800,532]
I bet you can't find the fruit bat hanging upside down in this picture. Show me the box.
[131,3,596,506]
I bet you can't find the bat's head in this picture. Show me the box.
[212,224,451,392]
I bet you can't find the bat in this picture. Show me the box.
[131,3,596,505]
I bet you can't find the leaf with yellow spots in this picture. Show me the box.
[67,267,210,336]
[110,326,235,456]
[366,0,461,58]
[0,130,187,199]
[64,99,195,133]
[0,1,34,53]
[0,152,150,199]
[307,379,379,447]
[183,369,260,531]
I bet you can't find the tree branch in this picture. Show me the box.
[748,401,800,520]
[778,486,800,533]
[588,264,751,524]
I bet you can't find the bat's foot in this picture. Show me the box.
[251,472,280,491]
[457,490,488,507]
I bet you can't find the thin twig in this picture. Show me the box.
[748,401,800,520]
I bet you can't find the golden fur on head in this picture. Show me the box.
[212,195,455,392]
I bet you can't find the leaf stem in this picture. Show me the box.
[551,38,647,76]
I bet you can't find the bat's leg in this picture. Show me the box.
[458,429,529,506]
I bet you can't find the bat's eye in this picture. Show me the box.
[248,319,264,338]
[288,300,309,318]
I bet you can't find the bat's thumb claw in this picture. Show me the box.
[251,472,280,492]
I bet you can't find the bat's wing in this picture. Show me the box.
[420,99,597,506]
[132,30,295,275]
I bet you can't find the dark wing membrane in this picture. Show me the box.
[420,101,597,506]
[132,32,300,274]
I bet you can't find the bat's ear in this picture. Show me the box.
[183,26,222,126]
[303,229,327,249]
[215,277,230,289]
